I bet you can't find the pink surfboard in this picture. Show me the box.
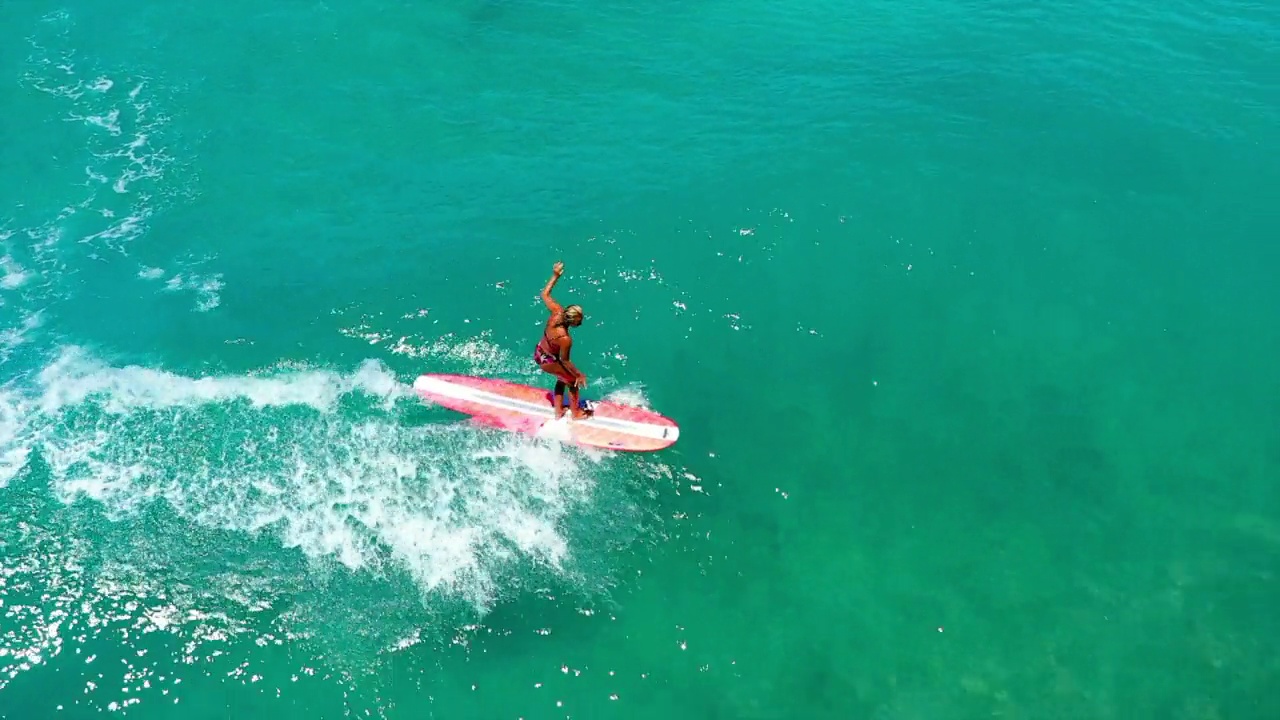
[412,373,680,452]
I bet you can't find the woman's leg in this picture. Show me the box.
[539,363,576,418]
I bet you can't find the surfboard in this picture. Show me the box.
[412,373,679,452]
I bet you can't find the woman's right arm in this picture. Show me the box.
[541,261,564,312]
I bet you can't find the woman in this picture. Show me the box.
[533,261,592,419]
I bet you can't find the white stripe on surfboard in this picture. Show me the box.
[413,376,678,443]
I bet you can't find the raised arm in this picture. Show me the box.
[541,261,565,313]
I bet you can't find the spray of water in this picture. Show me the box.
[0,13,673,711]
[10,347,608,608]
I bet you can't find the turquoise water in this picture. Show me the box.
[3,1,1279,717]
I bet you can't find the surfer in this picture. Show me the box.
[535,261,591,419]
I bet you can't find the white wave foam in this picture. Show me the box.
[161,271,223,311]
[0,256,31,290]
[36,347,404,415]
[0,312,43,362]
[0,390,32,487]
[137,264,224,311]
[21,23,185,266]
[8,348,600,612]
[67,106,121,136]
[603,383,652,409]
[383,329,538,379]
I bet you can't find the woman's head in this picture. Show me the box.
[562,305,584,326]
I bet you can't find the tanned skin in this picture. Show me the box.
[536,261,590,419]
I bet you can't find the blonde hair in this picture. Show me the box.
[563,305,584,323]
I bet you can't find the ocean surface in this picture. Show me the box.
[2,1,1279,718]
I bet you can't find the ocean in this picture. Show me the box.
[2,1,1278,718]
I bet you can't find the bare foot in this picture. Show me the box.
[570,407,594,420]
